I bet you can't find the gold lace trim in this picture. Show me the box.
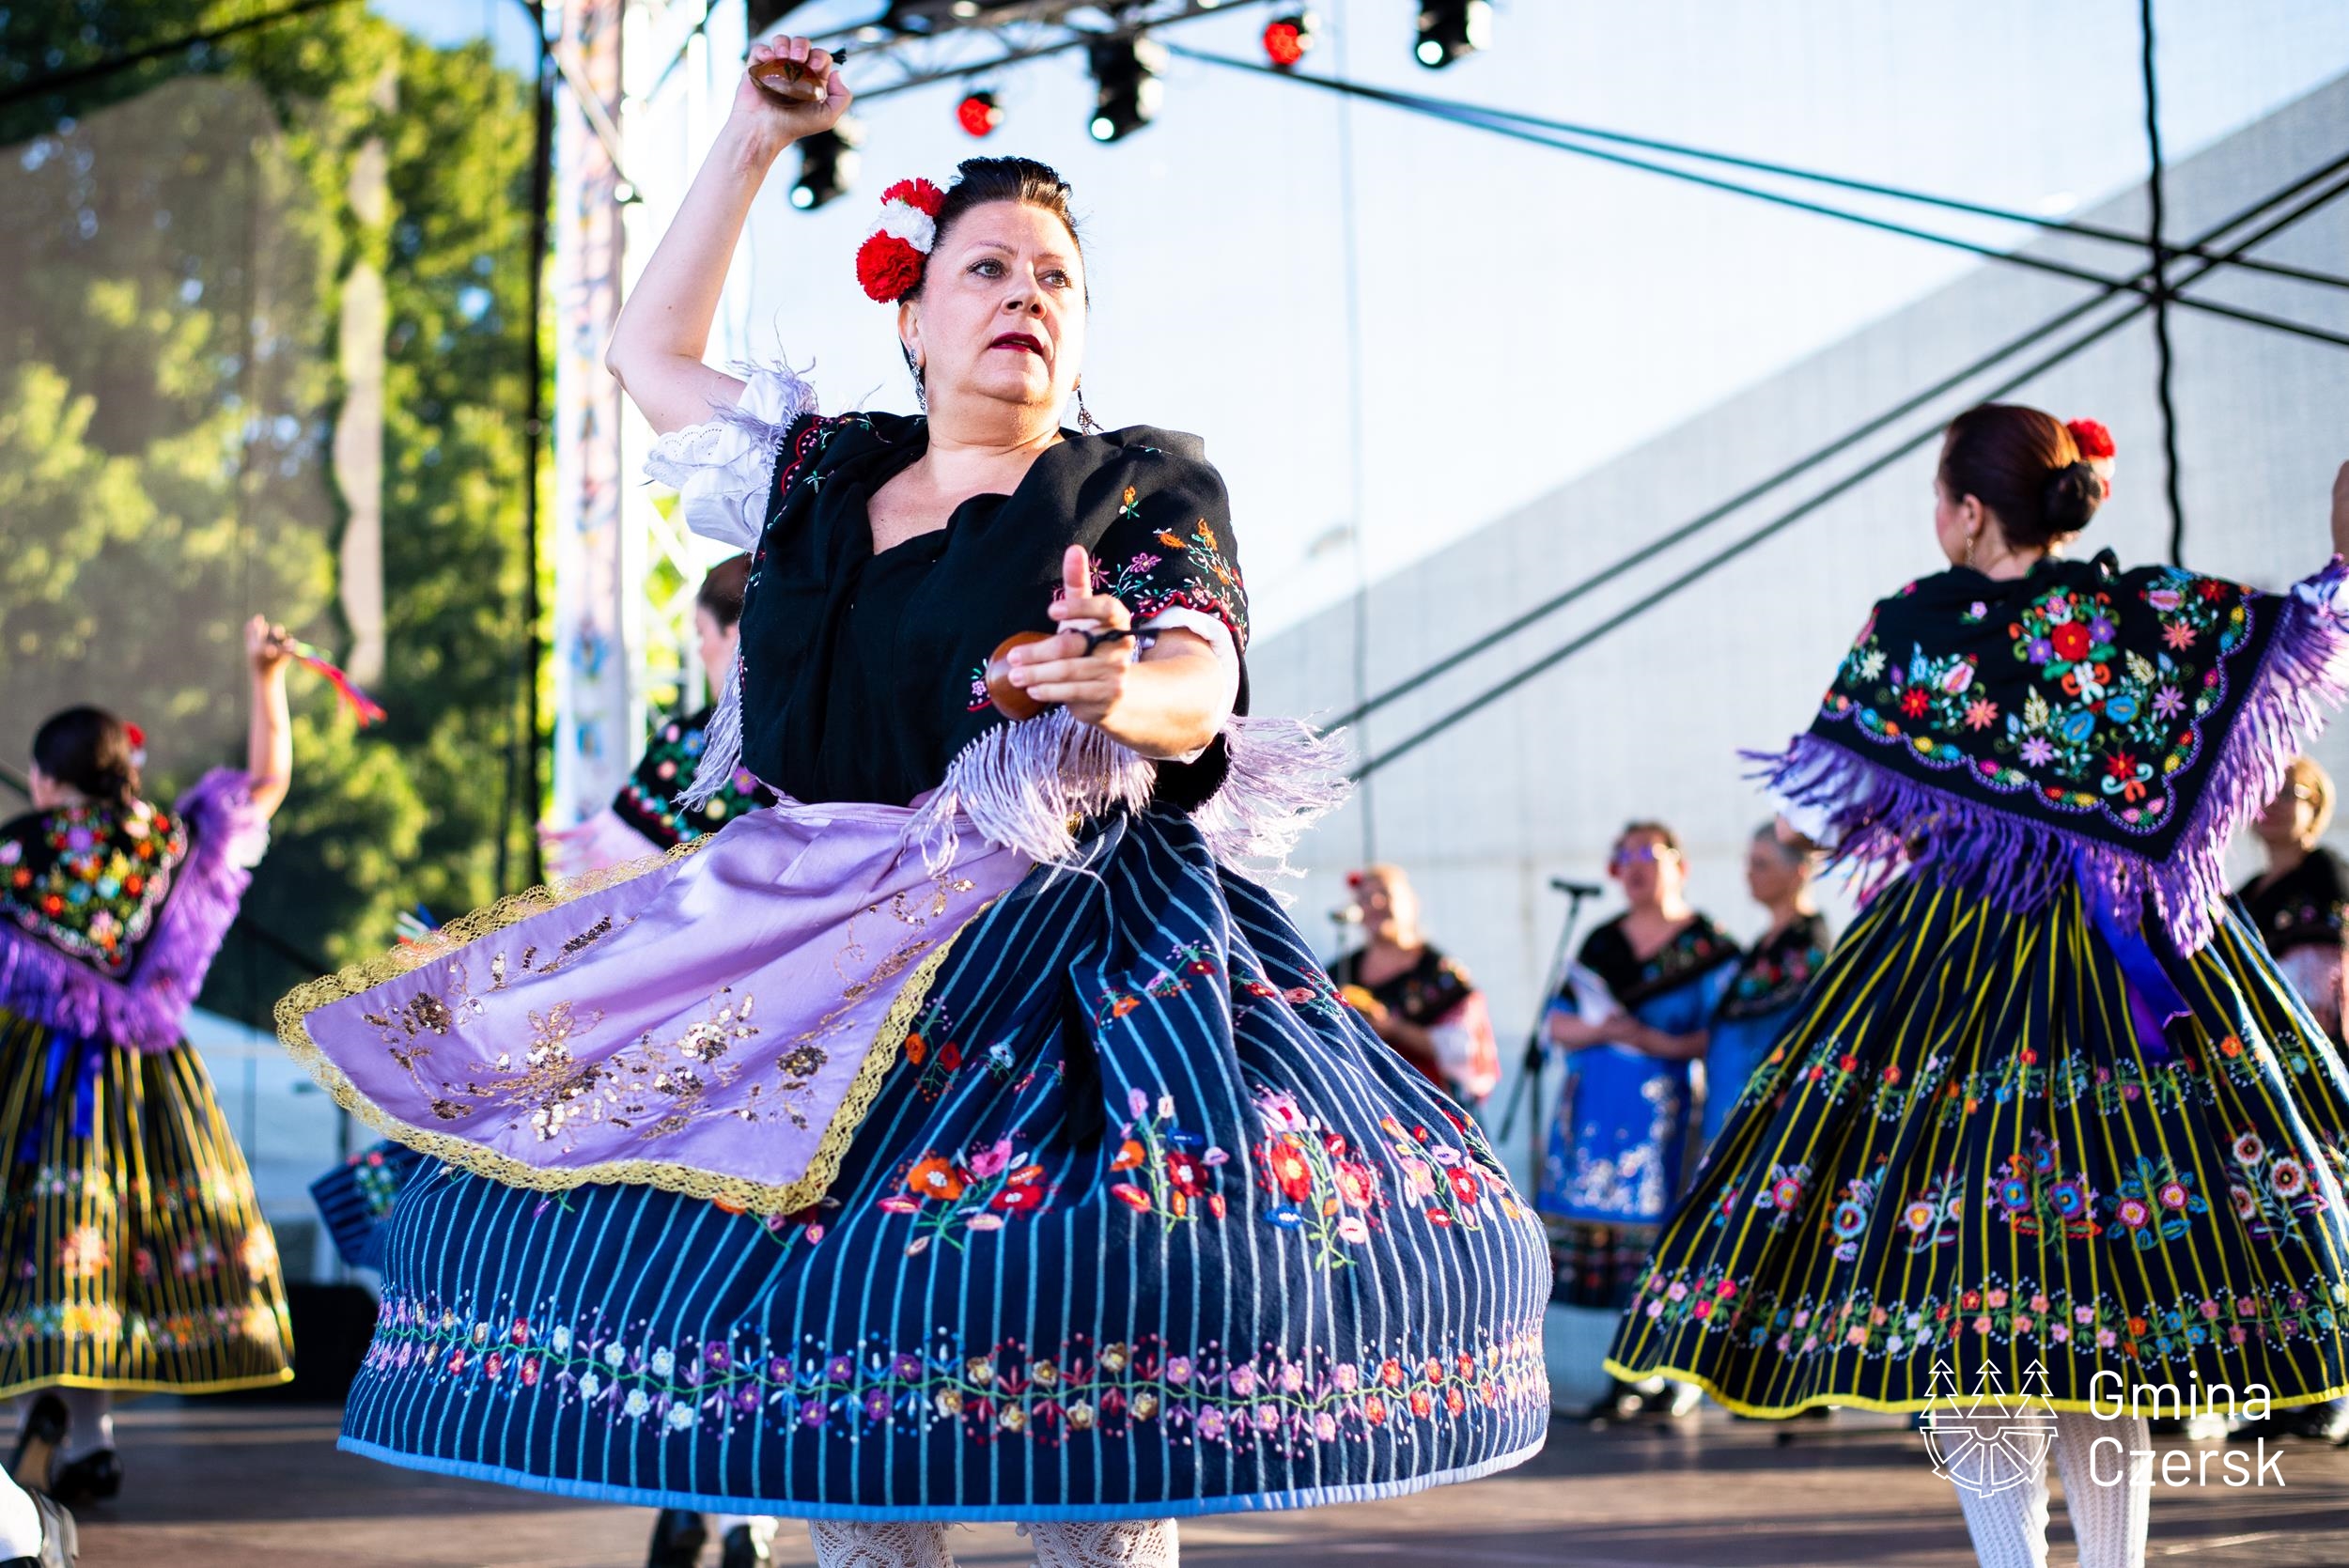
[273,838,972,1215]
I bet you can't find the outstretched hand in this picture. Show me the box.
[1003,546,1138,728]
[735,36,851,145]
[245,613,293,681]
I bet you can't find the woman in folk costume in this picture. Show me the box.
[276,36,1548,1568]
[0,618,299,1507]
[543,553,773,880]
[1537,821,1736,1417]
[2225,754,2349,1447]
[1700,825,1830,1151]
[1327,864,1501,1110]
[2237,754,2348,1046]
[1608,406,2349,1567]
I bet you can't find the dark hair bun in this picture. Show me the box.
[2040,460,2104,538]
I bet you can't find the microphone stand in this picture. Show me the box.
[1497,879,1602,1183]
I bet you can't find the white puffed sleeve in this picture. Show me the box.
[641,363,819,551]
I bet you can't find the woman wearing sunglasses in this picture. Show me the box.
[1538,821,1737,1415]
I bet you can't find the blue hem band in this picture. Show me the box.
[333,1432,1548,1521]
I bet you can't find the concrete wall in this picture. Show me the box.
[1251,72,2349,1186]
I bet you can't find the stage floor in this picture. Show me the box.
[66,1402,2349,1566]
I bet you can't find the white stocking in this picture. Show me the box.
[1021,1519,1179,1568]
[806,1519,958,1568]
[2049,1411,2150,1568]
[1944,1410,2151,1568]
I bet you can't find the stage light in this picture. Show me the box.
[1087,33,1167,143]
[1415,0,1489,68]
[1263,11,1316,70]
[790,117,863,210]
[957,88,1003,138]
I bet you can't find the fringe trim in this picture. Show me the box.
[1190,716,1354,877]
[901,708,1157,875]
[679,657,745,811]
[274,833,979,1214]
[899,711,1351,877]
[1758,567,2349,953]
[0,768,257,1054]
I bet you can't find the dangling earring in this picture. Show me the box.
[1075,380,1099,435]
[1963,529,1978,568]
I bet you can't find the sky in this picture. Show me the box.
[379,0,2349,638]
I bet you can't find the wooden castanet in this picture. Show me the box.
[983,631,1054,722]
[748,49,847,105]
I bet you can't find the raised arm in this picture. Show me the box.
[604,36,850,435]
[243,614,294,821]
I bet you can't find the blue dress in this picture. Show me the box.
[294,391,1552,1519]
[1700,912,1831,1148]
[1537,916,1736,1309]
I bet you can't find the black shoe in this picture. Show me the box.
[8,1400,66,1496]
[44,1452,117,1512]
[647,1509,708,1568]
[719,1524,771,1568]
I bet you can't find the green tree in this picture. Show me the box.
[0,5,543,1023]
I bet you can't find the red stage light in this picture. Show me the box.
[957,90,1003,137]
[1262,16,1314,70]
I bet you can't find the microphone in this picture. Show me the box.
[1549,877,1602,898]
[1329,904,1364,925]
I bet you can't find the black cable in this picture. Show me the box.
[1176,48,2349,298]
[1329,145,2349,734]
[0,0,361,107]
[1178,49,2349,353]
[2142,0,2187,566]
[519,5,554,892]
[1349,164,2349,783]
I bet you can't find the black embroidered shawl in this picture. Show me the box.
[1715,911,1832,1023]
[1758,551,2349,951]
[611,704,775,849]
[734,412,1247,810]
[1572,914,1738,1013]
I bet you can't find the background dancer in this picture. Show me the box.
[0,618,299,1508]
[1700,825,1829,1150]
[1609,407,2349,1566]
[278,35,1548,1568]
[1539,821,1735,1418]
[543,553,772,880]
[1328,863,1501,1108]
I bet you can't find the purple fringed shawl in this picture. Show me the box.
[1756,555,2349,953]
[0,768,265,1053]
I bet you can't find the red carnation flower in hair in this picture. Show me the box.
[2065,418,2116,460]
[123,723,145,750]
[857,234,926,303]
[878,178,945,217]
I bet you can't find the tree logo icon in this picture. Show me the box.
[1918,1361,2057,1498]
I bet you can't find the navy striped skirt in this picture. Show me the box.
[338,809,1550,1518]
[1608,872,2349,1416]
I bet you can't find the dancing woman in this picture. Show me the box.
[0,619,299,1506]
[1609,407,2349,1566]
[543,554,772,879]
[277,36,1548,1568]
